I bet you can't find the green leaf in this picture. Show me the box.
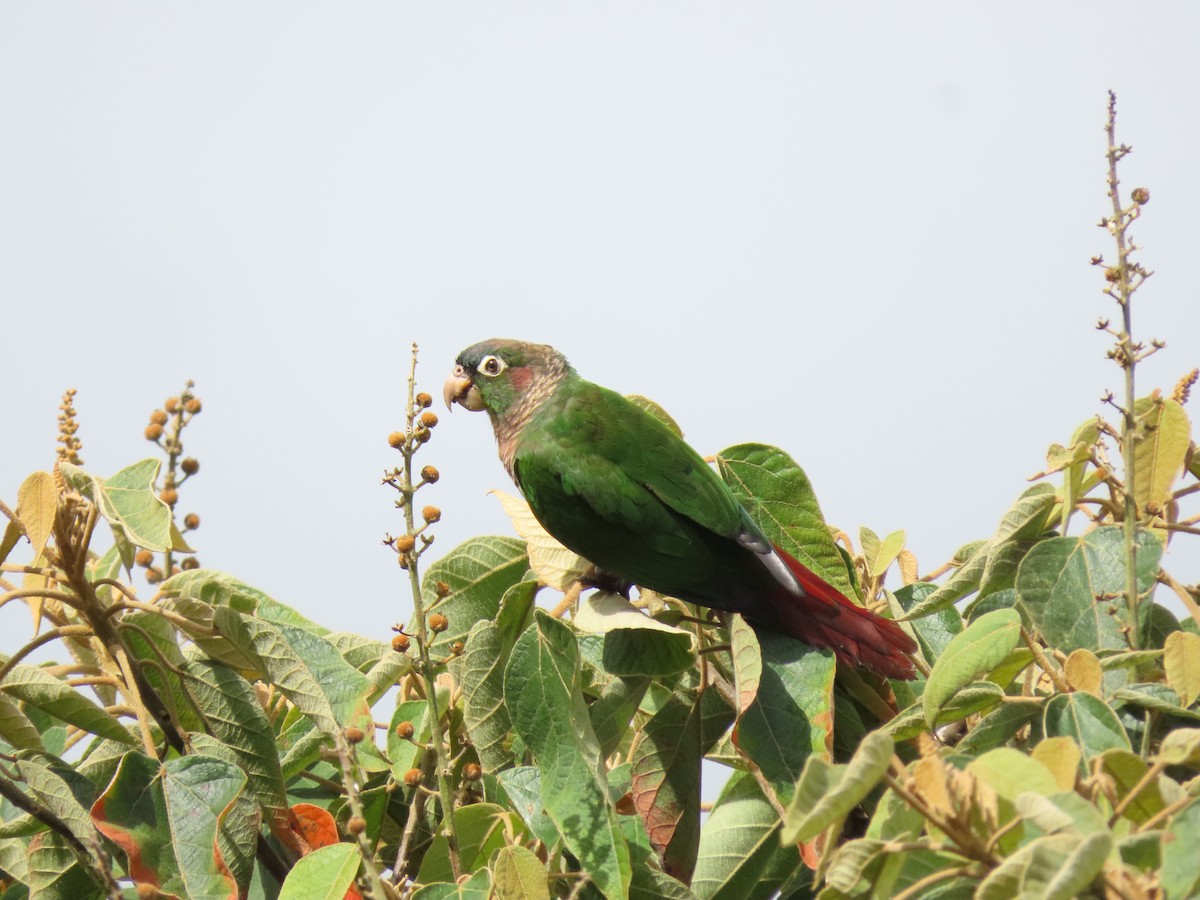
[1100,749,1167,824]
[717,443,855,599]
[1156,728,1200,767]
[0,662,136,746]
[867,529,906,578]
[494,767,558,850]
[181,657,291,838]
[1133,395,1191,513]
[892,582,962,666]
[419,536,528,653]
[1017,526,1163,653]
[11,756,99,849]
[162,755,256,900]
[630,688,703,882]
[15,472,56,561]
[503,612,630,900]
[1043,692,1130,769]
[121,610,204,733]
[26,831,104,899]
[386,699,432,779]
[967,747,1058,800]
[781,730,893,844]
[419,803,526,883]
[735,631,836,804]
[1161,800,1200,900]
[61,459,174,555]
[160,568,327,633]
[904,542,988,619]
[887,682,1006,741]
[573,591,696,677]
[89,750,186,897]
[691,771,800,900]
[278,843,360,900]
[923,609,1020,728]
[490,844,551,900]
[906,486,1055,620]
[211,607,369,734]
[452,620,515,773]
[976,831,1111,900]
[0,694,43,752]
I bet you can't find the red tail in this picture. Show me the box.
[767,545,917,680]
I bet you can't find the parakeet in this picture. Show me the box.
[444,339,916,680]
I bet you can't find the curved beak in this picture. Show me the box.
[443,365,485,412]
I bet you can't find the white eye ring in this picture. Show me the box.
[479,355,506,377]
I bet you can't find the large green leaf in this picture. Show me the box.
[717,443,854,598]
[1043,692,1130,770]
[451,620,515,773]
[0,662,136,747]
[923,609,1021,728]
[160,568,327,633]
[418,803,527,884]
[781,730,894,844]
[691,772,801,900]
[503,612,630,900]
[907,485,1055,620]
[26,831,104,900]
[60,459,174,556]
[489,844,551,900]
[181,656,290,837]
[1017,526,1162,652]
[734,631,835,805]
[418,536,528,652]
[162,755,256,900]
[210,607,369,734]
[278,843,360,900]
[10,755,99,850]
[1161,800,1200,900]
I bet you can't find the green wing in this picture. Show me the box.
[512,380,756,594]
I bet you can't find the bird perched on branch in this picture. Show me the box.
[444,338,916,680]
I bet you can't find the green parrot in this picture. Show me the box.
[444,338,916,680]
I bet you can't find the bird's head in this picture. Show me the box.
[444,339,570,419]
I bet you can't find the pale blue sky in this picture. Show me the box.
[3,4,1198,648]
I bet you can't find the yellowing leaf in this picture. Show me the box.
[492,490,590,591]
[1031,737,1081,791]
[1133,396,1191,514]
[1064,649,1103,696]
[572,590,693,641]
[1165,631,1200,708]
[16,471,56,559]
[22,554,52,635]
[0,519,22,567]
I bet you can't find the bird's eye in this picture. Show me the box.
[479,355,506,377]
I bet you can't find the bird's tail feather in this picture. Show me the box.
[766,545,917,680]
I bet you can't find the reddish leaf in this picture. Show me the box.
[291,803,340,852]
